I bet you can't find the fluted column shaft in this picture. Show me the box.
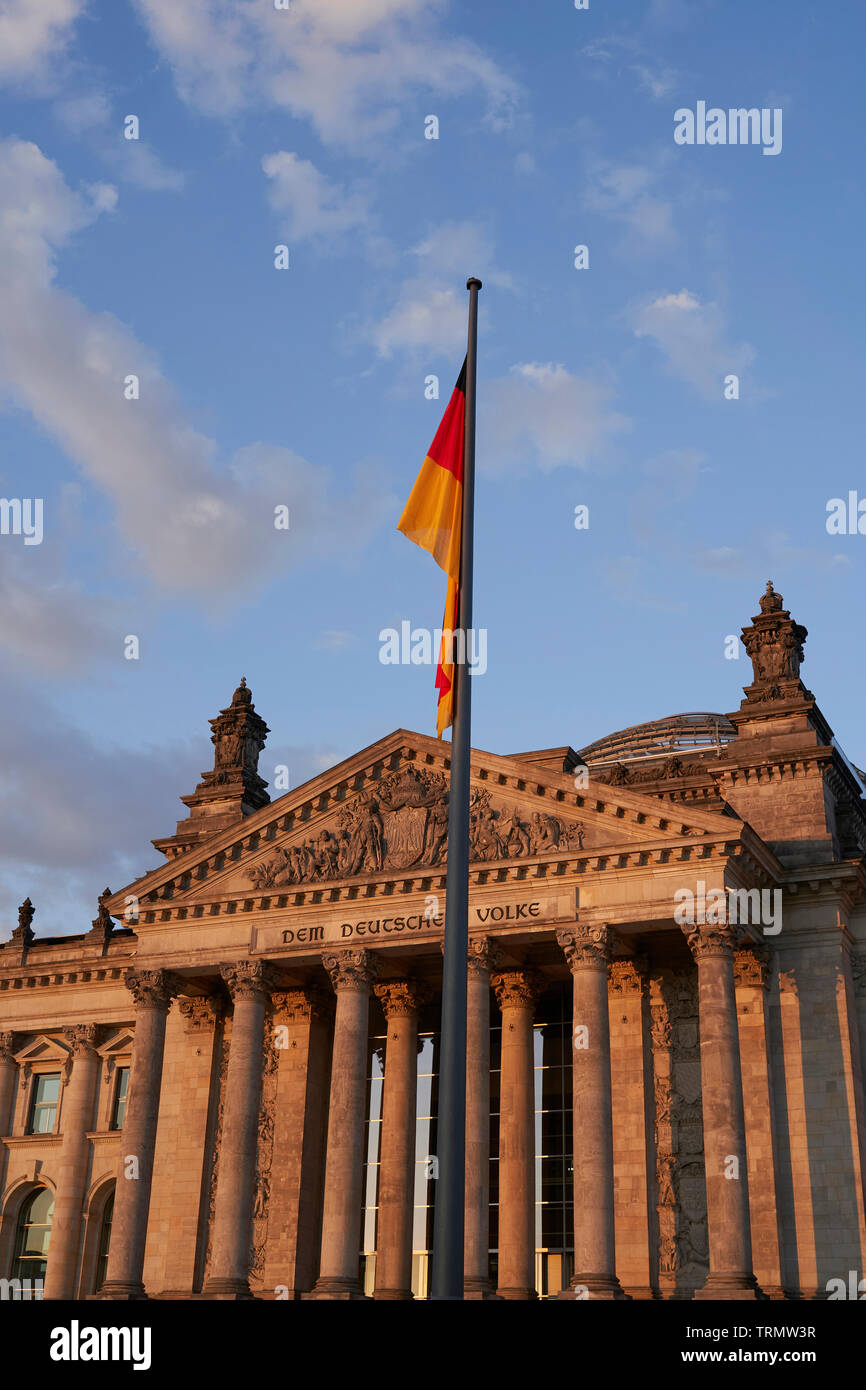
[307,948,379,1299]
[492,967,542,1300]
[100,969,179,1299]
[685,923,760,1299]
[465,938,501,1298]
[373,980,429,1299]
[43,1026,102,1299]
[204,961,279,1298]
[557,923,626,1299]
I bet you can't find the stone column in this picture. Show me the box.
[464,938,502,1299]
[557,923,626,1299]
[204,960,279,1298]
[100,969,179,1299]
[492,966,543,1300]
[306,947,379,1299]
[263,988,333,1298]
[373,980,430,1300]
[733,945,786,1297]
[684,923,760,1299]
[608,957,654,1298]
[43,1025,102,1300]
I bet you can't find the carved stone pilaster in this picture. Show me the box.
[322,947,379,993]
[608,955,648,994]
[374,979,431,1020]
[270,986,333,1024]
[733,944,771,991]
[491,967,544,1011]
[850,951,866,996]
[219,959,282,1003]
[124,967,182,1011]
[556,922,615,971]
[0,1031,16,1063]
[178,995,225,1032]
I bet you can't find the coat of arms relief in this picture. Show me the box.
[247,765,586,890]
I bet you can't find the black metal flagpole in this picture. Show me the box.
[430,276,481,1300]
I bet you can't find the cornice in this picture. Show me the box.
[124,830,777,928]
[0,965,129,993]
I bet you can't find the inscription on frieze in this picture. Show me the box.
[251,890,575,952]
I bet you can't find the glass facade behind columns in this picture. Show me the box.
[491,982,574,1298]
[361,1024,440,1298]
[360,982,574,1299]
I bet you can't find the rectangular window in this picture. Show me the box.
[110,1067,130,1130]
[28,1073,61,1135]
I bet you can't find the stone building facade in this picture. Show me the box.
[2,584,866,1300]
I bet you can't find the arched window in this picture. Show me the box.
[94,1190,114,1292]
[11,1188,54,1291]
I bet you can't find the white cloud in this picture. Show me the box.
[631,289,756,398]
[0,138,392,607]
[0,0,86,84]
[132,0,518,149]
[53,90,185,192]
[262,151,370,243]
[585,159,676,251]
[369,280,466,359]
[365,220,509,358]
[0,546,120,675]
[105,139,185,193]
[483,362,630,473]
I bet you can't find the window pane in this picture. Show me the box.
[35,1074,61,1103]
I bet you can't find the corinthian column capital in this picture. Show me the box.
[0,1031,16,1063]
[374,980,431,1019]
[322,947,380,993]
[467,936,505,976]
[491,967,544,1012]
[556,922,616,971]
[681,922,739,961]
[219,959,283,1002]
[63,1024,104,1057]
[124,968,183,1012]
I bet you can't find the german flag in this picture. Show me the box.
[398,359,466,737]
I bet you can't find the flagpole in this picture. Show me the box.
[430,276,481,1301]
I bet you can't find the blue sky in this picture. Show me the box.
[0,0,863,934]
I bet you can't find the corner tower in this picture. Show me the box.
[153,678,271,860]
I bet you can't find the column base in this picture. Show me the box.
[464,1279,502,1300]
[302,1277,369,1300]
[496,1286,538,1300]
[693,1272,764,1301]
[559,1274,630,1300]
[96,1282,148,1301]
[201,1278,255,1300]
[373,1288,414,1300]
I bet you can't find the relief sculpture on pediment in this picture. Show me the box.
[247,766,587,888]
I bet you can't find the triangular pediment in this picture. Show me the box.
[14,1035,72,1066]
[108,728,745,918]
[97,1029,134,1059]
